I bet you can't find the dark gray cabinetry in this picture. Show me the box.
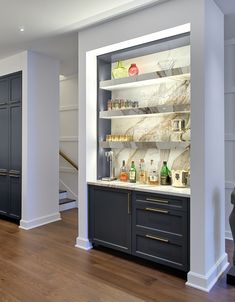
[89,185,190,272]
[89,185,132,253]
[0,72,22,220]
[132,192,189,271]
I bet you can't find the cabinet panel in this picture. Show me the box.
[135,203,186,236]
[10,105,22,171]
[10,76,22,103]
[0,107,9,171]
[89,186,131,253]
[0,175,8,215]
[134,230,186,270]
[9,175,21,219]
[0,79,9,105]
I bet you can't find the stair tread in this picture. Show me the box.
[59,190,67,193]
[59,198,76,205]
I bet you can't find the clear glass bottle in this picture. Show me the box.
[129,161,136,183]
[160,161,171,185]
[139,159,147,184]
[148,159,159,185]
[119,160,128,182]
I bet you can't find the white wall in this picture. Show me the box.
[59,75,78,201]
[76,0,227,292]
[225,39,235,240]
[0,50,61,229]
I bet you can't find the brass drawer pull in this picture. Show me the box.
[146,234,169,243]
[145,208,169,214]
[9,174,20,178]
[146,198,169,204]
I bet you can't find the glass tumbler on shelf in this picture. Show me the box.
[112,61,128,79]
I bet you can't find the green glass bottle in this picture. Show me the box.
[129,161,137,183]
[160,161,171,185]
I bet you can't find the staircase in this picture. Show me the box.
[59,190,77,212]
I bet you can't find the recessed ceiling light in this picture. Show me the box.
[19,27,24,32]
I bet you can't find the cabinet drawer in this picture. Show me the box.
[135,192,188,212]
[134,202,186,236]
[133,229,188,271]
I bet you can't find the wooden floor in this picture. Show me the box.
[0,210,234,302]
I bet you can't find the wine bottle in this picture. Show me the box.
[129,161,136,183]
[160,161,171,185]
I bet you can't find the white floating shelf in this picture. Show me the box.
[100,66,190,91]
[100,141,190,150]
[99,104,190,119]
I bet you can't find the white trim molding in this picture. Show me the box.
[225,38,235,46]
[19,212,61,230]
[75,236,93,250]
[225,231,233,241]
[60,167,78,173]
[225,181,235,190]
[60,201,78,212]
[225,133,235,141]
[186,253,229,292]
[225,87,235,94]
[60,105,78,111]
[60,74,78,81]
[60,136,78,142]
[59,179,78,201]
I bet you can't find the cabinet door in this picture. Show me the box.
[89,186,131,253]
[0,106,9,215]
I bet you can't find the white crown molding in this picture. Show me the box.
[60,136,78,142]
[62,0,168,34]
[60,105,78,112]
[19,212,61,230]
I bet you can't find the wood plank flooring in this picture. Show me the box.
[0,209,234,302]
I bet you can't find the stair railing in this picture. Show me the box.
[59,150,78,171]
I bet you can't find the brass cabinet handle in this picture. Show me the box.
[128,193,131,214]
[146,198,169,204]
[146,234,169,243]
[9,174,20,178]
[145,207,169,214]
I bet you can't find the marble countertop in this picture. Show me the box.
[87,180,190,198]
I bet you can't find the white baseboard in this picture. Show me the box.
[75,237,93,250]
[225,230,233,241]
[186,253,229,292]
[19,212,61,230]
[59,201,78,212]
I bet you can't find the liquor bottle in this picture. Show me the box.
[160,161,171,185]
[129,161,137,183]
[119,160,128,182]
[139,159,147,184]
[148,159,159,185]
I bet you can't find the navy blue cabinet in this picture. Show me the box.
[0,72,22,220]
[89,185,190,272]
[89,186,132,253]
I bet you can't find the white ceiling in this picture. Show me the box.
[0,0,164,76]
[0,0,235,76]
